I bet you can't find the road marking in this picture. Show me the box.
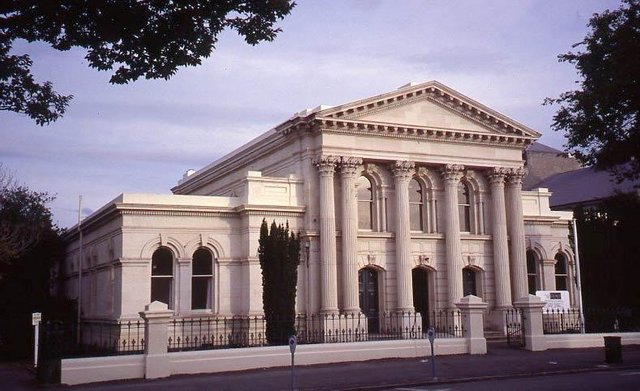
[619,371,640,376]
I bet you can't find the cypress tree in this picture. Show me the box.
[257,219,300,344]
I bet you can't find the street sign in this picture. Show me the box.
[289,335,297,354]
[427,327,435,343]
[32,312,42,326]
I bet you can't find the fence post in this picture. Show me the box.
[139,301,173,379]
[456,295,488,355]
[514,295,546,351]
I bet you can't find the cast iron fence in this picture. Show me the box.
[543,307,640,334]
[39,320,145,360]
[167,310,465,352]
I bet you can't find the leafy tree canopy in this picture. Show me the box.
[546,0,640,183]
[0,163,56,268]
[0,0,295,125]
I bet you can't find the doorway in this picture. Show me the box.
[463,267,477,296]
[412,268,430,332]
[358,268,380,333]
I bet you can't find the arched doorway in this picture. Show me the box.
[462,267,477,297]
[358,268,379,333]
[412,268,431,332]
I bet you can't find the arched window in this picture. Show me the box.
[357,176,374,230]
[409,178,423,231]
[192,248,214,310]
[458,182,471,232]
[554,253,568,291]
[527,250,538,294]
[151,248,174,308]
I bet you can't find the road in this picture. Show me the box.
[383,369,640,391]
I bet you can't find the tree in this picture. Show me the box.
[0,163,54,266]
[574,194,640,330]
[545,0,640,183]
[0,165,67,359]
[0,1,295,125]
[258,219,300,344]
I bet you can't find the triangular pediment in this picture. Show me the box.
[312,81,540,139]
[351,97,493,134]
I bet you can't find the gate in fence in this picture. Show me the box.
[505,308,524,348]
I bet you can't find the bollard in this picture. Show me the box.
[604,336,622,364]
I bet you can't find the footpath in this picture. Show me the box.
[2,343,640,390]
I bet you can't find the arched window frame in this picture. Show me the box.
[357,174,379,231]
[191,247,215,311]
[457,175,486,234]
[151,247,175,309]
[458,181,473,233]
[409,177,424,232]
[526,250,540,294]
[554,252,569,291]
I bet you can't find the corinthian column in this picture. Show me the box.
[441,164,465,309]
[506,167,528,301]
[340,156,362,314]
[313,155,340,314]
[392,160,415,312]
[487,167,512,309]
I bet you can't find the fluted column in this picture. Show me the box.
[313,155,340,314]
[441,164,465,309]
[340,156,362,314]
[487,167,512,309]
[392,161,415,312]
[506,167,528,301]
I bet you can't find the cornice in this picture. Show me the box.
[313,118,534,148]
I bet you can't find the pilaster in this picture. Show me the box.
[441,164,465,309]
[391,160,415,312]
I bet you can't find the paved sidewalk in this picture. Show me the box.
[2,343,640,390]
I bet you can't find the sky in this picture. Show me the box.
[0,0,622,229]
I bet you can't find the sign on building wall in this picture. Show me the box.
[536,291,570,311]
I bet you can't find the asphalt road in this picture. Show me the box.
[382,369,640,391]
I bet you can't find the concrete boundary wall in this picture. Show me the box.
[61,354,145,385]
[61,338,466,385]
[545,332,640,350]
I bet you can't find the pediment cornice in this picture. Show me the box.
[277,81,540,147]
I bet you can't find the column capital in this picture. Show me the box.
[313,155,340,176]
[440,164,465,183]
[390,160,415,180]
[486,167,509,185]
[506,166,527,186]
[339,156,363,176]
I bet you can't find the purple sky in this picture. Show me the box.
[0,0,620,228]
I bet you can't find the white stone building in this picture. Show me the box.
[61,81,575,332]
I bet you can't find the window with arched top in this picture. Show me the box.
[357,176,374,230]
[151,248,174,308]
[192,248,214,310]
[409,178,423,231]
[458,182,471,232]
[527,250,539,294]
[554,253,568,291]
